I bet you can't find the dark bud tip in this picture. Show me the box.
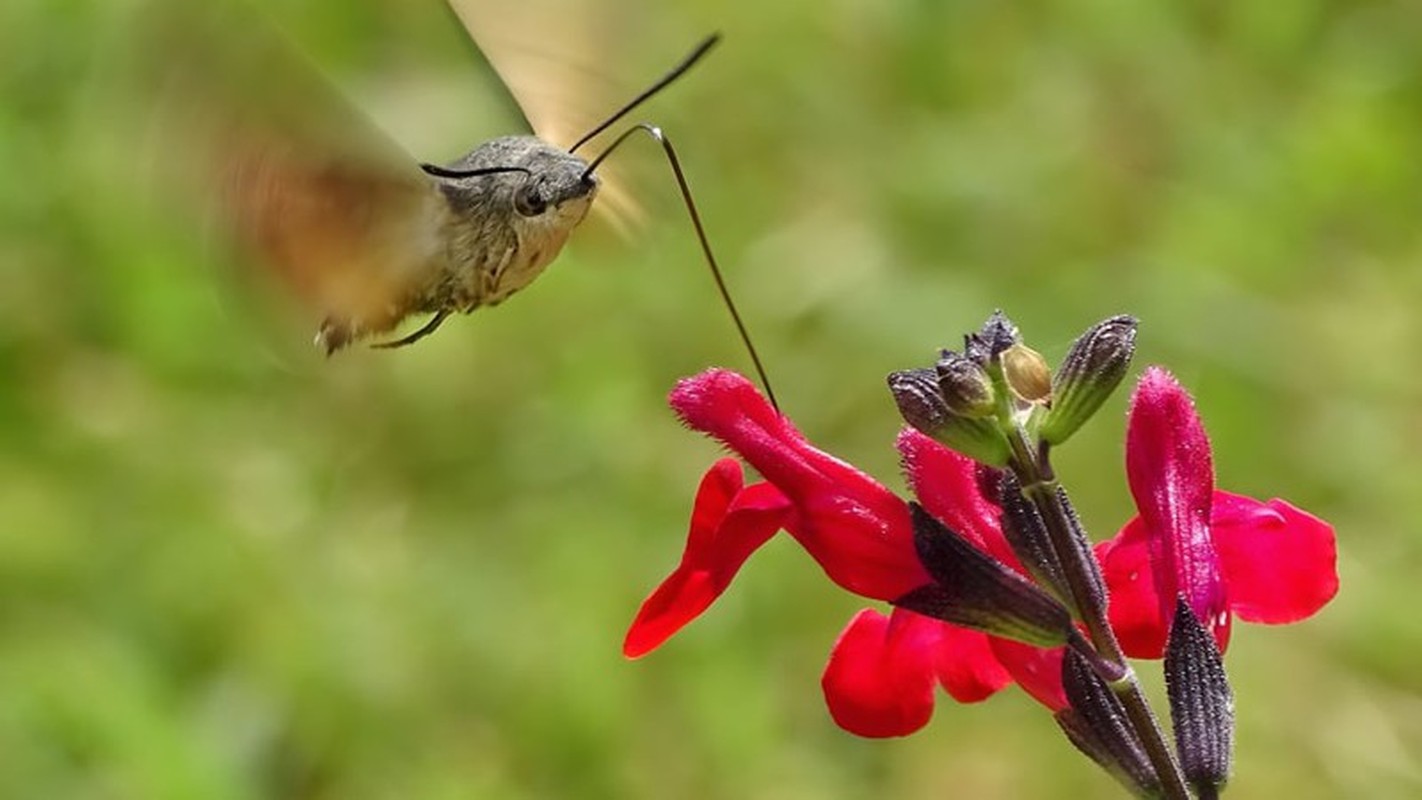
[964,310,1022,365]
[1040,315,1138,445]
[1165,596,1235,795]
[888,369,1010,466]
[935,350,995,417]
[888,368,950,433]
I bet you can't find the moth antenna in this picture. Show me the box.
[583,124,780,413]
[419,163,532,180]
[567,34,720,155]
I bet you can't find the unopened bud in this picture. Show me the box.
[935,351,995,418]
[1002,343,1052,404]
[964,310,1021,364]
[888,369,1011,466]
[888,368,949,432]
[1165,598,1234,796]
[1041,315,1138,445]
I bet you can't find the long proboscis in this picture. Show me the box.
[583,124,779,413]
[567,34,720,155]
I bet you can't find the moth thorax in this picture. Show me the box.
[431,135,599,307]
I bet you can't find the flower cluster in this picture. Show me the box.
[625,313,1338,797]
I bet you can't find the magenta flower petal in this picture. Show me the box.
[989,639,1069,712]
[896,429,1017,566]
[671,369,928,601]
[933,621,1015,703]
[1096,518,1171,658]
[821,608,941,737]
[1100,487,1340,658]
[821,606,1017,737]
[1212,491,1339,624]
[624,459,791,658]
[1126,367,1229,643]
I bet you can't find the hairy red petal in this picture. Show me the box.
[1096,519,1169,658]
[671,370,927,600]
[681,458,744,558]
[624,460,790,658]
[896,429,1018,566]
[1126,367,1228,643]
[931,620,1014,703]
[821,609,939,737]
[1212,491,1339,624]
[989,639,1068,711]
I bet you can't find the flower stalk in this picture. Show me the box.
[1015,445,1192,800]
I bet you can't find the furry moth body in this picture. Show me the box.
[228,133,600,353]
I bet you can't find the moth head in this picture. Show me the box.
[425,135,599,232]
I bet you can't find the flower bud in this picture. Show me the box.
[888,368,949,431]
[964,310,1021,365]
[1165,598,1234,796]
[935,350,995,418]
[1040,315,1138,445]
[888,370,1011,466]
[1002,343,1053,404]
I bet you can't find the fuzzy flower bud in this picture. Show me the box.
[1166,598,1235,796]
[888,369,1010,467]
[1041,315,1138,445]
[964,310,1021,365]
[935,350,995,418]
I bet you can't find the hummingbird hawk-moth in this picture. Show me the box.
[144,0,775,405]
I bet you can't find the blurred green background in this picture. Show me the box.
[2,0,1418,797]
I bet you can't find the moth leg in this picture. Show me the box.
[370,309,451,350]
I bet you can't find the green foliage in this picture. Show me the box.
[1,0,1417,797]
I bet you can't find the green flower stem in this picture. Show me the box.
[1007,426,1193,800]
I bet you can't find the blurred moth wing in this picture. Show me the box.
[143,1,450,352]
[222,137,448,352]
[445,0,608,148]
[444,0,646,233]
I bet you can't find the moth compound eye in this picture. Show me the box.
[513,184,547,217]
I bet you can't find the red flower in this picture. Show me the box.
[1096,367,1339,658]
[626,367,1339,737]
[624,369,1017,736]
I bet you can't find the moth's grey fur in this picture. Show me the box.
[433,135,598,309]
[316,135,597,352]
